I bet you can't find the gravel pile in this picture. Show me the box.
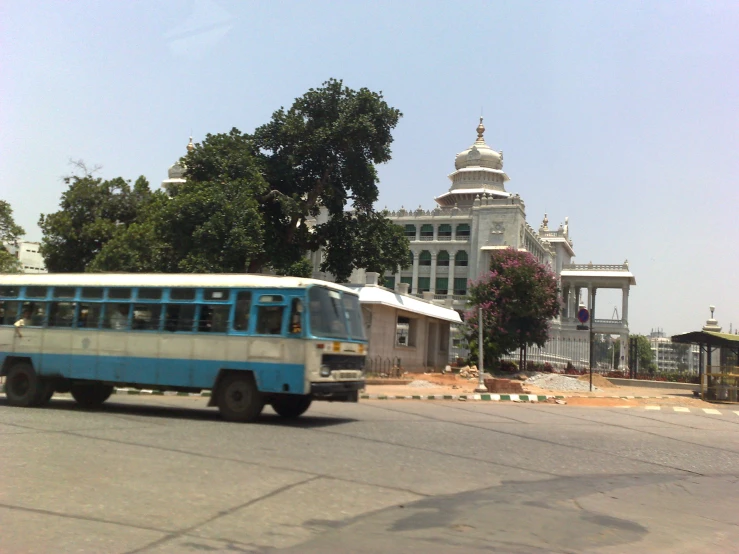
[525,373,601,392]
[407,380,438,388]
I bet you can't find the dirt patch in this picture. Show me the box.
[577,374,618,389]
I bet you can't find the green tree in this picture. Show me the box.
[253,78,406,278]
[39,167,152,272]
[92,129,267,274]
[0,199,25,273]
[320,209,410,283]
[466,248,560,365]
[632,334,657,373]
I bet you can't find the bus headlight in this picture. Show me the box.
[320,365,331,377]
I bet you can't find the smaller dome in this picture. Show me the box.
[186,136,195,152]
[454,117,503,170]
[168,162,185,179]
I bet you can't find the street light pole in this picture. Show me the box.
[475,306,488,393]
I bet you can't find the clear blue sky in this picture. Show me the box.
[1,0,737,336]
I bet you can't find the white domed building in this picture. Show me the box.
[370,118,636,366]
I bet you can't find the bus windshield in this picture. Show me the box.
[308,286,365,340]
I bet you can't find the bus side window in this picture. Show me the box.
[132,304,162,331]
[104,303,131,330]
[289,298,303,335]
[0,301,19,325]
[198,305,229,333]
[49,302,76,328]
[25,303,47,327]
[165,304,195,332]
[256,305,284,335]
[233,292,252,331]
[78,303,103,329]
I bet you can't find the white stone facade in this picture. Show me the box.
[368,118,637,365]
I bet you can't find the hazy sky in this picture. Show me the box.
[1,0,737,336]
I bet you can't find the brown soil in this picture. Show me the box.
[577,374,618,388]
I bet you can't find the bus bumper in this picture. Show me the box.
[310,380,365,402]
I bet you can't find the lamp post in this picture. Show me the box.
[475,306,488,393]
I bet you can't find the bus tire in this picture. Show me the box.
[271,395,312,419]
[71,383,114,409]
[4,362,43,407]
[217,373,264,423]
[35,379,55,407]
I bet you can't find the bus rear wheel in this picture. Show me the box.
[217,373,264,423]
[271,395,312,419]
[5,363,45,407]
[71,383,114,409]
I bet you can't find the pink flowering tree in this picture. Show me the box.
[466,248,560,367]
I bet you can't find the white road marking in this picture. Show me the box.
[703,408,722,415]
[645,406,661,410]
[673,407,690,413]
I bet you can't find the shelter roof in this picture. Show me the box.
[671,331,739,349]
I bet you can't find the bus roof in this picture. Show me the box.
[0,273,357,294]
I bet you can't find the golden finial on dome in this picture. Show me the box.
[186,136,195,152]
[476,116,485,142]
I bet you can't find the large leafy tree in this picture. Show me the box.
[39,168,152,272]
[92,130,267,273]
[45,79,410,279]
[0,199,25,273]
[253,78,408,278]
[466,248,560,365]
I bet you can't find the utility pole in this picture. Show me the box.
[475,307,488,393]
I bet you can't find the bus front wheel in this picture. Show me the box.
[71,383,114,409]
[4,362,47,407]
[271,395,312,419]
[217,373,264,423]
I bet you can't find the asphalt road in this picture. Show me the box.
[1,394,738,553]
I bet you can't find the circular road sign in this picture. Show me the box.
[577,308,590,324]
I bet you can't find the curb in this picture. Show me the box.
[360,393,677,402]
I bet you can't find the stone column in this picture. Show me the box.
[563,286,570,319]
[430,252,437,295]
[619,333,628,370]
[622,285,629,324]
[412,253,419,296]
[447,253,455,296]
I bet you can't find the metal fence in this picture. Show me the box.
[364,356,406,379]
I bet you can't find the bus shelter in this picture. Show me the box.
[671,331,739,402]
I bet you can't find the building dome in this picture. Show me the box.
[454,117,503,171]
[435,118,510,208]
[168,161,185,180]
[161,137,194,192]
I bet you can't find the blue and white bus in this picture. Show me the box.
[0,274,367,422]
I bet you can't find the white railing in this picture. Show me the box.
[563,263,629,271]
[593,319,626,326]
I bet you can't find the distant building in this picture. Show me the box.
[4,241,47,274]
[649,329,699,373]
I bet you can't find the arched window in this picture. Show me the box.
[419,251,432,266]
[420,224,434,240]
[404,224,416,238]
[438,224,452,240]
[437,251,450,267]
[455,251,468,267]
[456,223,470,239]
